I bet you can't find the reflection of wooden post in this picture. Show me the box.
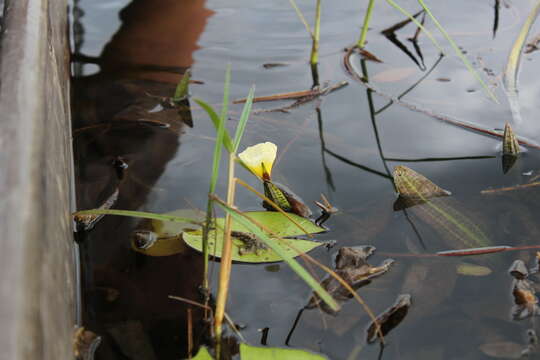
[100,0,214,83]
[73,2,213,358]
[0,0,75,359]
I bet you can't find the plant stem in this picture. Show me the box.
[357,0,376,48]
[310,0,322,66]
[214,152,237,356]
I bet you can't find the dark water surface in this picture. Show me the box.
[72,0,540,359]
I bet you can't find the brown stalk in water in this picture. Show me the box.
[233,81,348,104]
[214,152,237,356]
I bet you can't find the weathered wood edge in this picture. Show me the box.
[0,0,75,359]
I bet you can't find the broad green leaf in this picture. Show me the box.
[240,343,328,360]
[184,230,323,263]
[214,203,339,311]
[191,346,213,360]
[182,211,325,263]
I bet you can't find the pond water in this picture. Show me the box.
[72,0,540,359]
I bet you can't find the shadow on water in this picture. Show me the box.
[72,1,213,358]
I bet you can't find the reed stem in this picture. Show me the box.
[310,0,322,65]
[358,0,376,48]
[214,152,237,356]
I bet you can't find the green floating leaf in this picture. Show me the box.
[183,211,325,263]
[240,343,328,360]
[191,346,213,360]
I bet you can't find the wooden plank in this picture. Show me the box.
[0,0,75,359]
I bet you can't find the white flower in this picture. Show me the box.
[238,142,277,180]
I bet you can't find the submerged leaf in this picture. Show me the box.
[239,343,327,360]
[183,211,325,263]
[372,67,415,83]
[480,342,523,359]
[366,294,411,344]
[456,262,492,276]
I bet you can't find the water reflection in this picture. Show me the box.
[73,1,212,358]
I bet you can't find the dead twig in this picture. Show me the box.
[481,181,540,195]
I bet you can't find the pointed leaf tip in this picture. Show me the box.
[503,122,520,155]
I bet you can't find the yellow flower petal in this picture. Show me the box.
[238,142,277,180]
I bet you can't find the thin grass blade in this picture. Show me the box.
[194,99,234,153]
[233,86,255,153]
[288,0,314,38]
[73,209,202,225]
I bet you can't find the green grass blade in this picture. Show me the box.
[358,0,377,48]
[74,209,202,225]
[503,1,540,125]
[384,0,443,53]
[173,69,191,102]
[288,0,314,38]
[194,99,234,153]
[214,202,340,312]
[417,0,499,103]
[232,86,255,153]
[310,0,321,65]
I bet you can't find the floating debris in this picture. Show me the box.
[509,259,529,280]
[262,62,289,69]
[307,246,394,313]
[511,279,539,320]
[437,246,511,257]
[74,189,119,231]
[314,194,338,226]
[366,294,411,344]
[245,81,348,113]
